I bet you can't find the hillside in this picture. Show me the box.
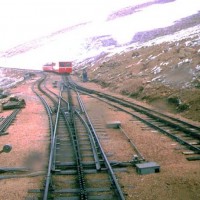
[75,14,200,122]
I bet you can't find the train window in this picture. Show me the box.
[66,62,72,67]
[59,62,72,67]
[59,62,65,67]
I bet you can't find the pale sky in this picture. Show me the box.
[0,0,138,49]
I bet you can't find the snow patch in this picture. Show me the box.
[196,65,200,71]
[151,66,162,74]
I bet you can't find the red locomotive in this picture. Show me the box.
[42,61,72,74]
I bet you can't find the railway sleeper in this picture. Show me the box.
[52,194,116,200]
[55,154,74,158]
[53,167,126,175]
[53,187,112,193]
[55,161,131,169]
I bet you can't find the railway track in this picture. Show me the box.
[68,78,200,161]
[27,74,126,199]
[26,72,200,199]
[0,108,21,136]
[0,72,199,200]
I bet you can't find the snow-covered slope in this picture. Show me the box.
[0,0,199,70]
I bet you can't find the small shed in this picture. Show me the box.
[135,162,160,175]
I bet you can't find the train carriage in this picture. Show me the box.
[43,61,72,74]
[42,62,55,72]
[57,61,72,74]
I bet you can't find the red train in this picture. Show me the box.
[43,61,72,74]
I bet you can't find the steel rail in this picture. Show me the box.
[32,76,53,113]
[43,88,62,200]
[93,95,200,153]
[96,93,200,137]
[85,113,125,200]
[63,82,125,199]
[64,84,88,199]
[43,79,70,112]
[66,76,126,199]
[69,80,200,153]
[69,79,200,135]
[77,92,85,113]
[75,91,125,200]
[75,110,101,170]
[38,74,58,111]
[49,75,126,199]
[119,126,145,161]
[31,74,56,200]
[75,88,101,170]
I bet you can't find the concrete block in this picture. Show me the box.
[106,121,121,129]
[135,162,160,175]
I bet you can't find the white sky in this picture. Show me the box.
[0,0,199,69]
[0,0,138,49]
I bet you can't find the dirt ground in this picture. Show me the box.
[74,76,200,200]
[0,72,199,200]
[0,74,49,199]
